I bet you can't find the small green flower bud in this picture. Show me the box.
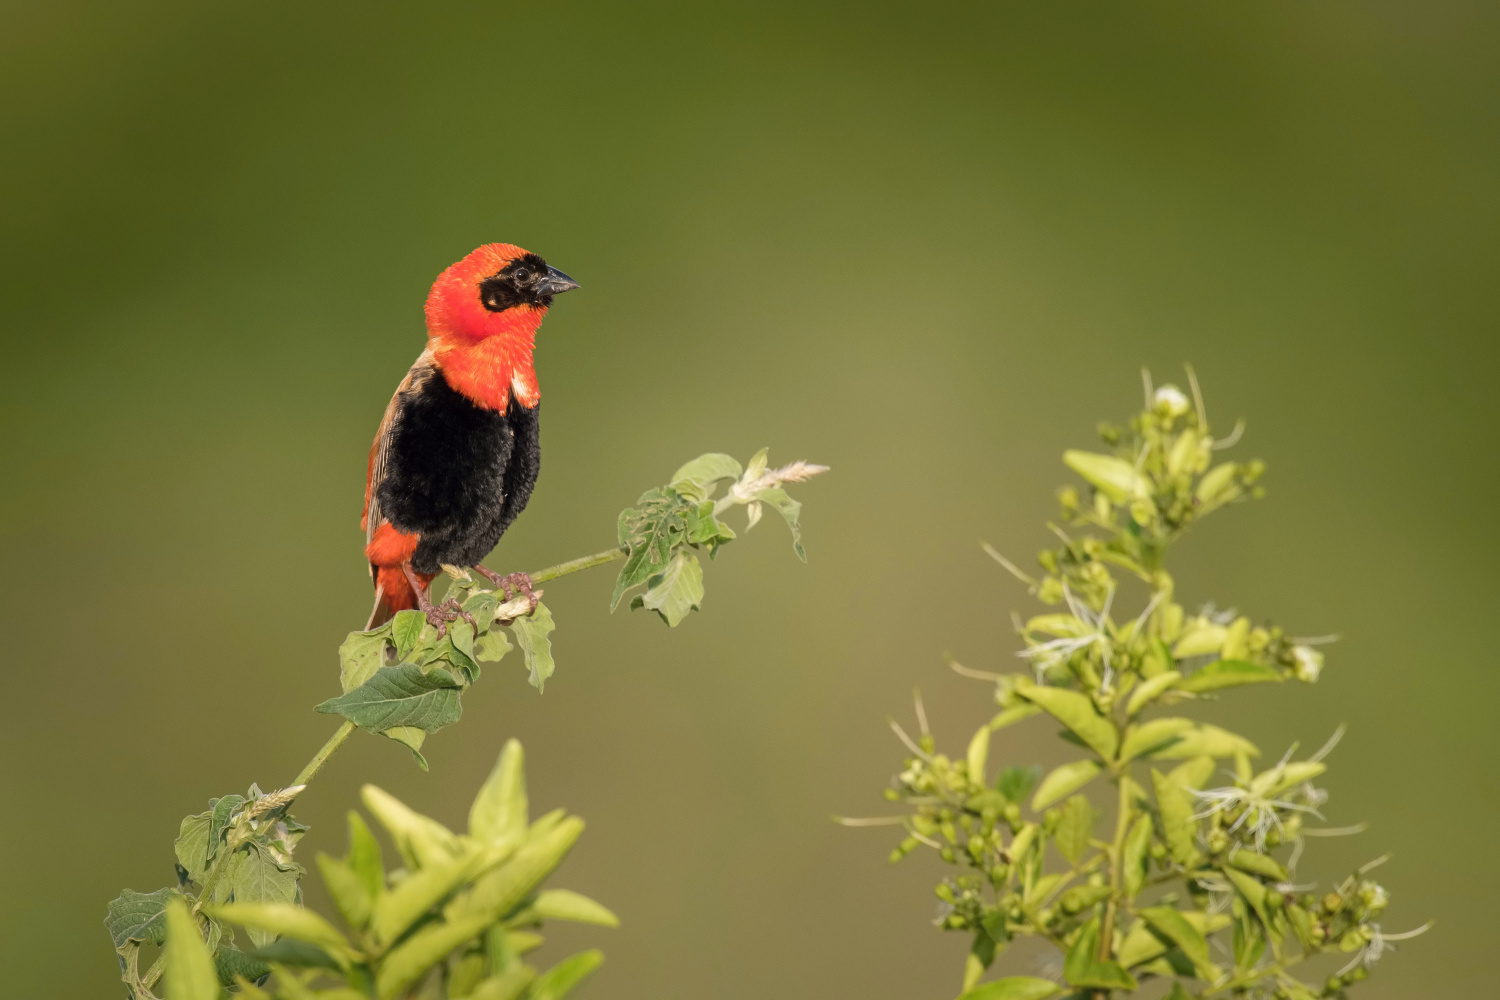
[1036,907,1055,925]
[1339,928,1364,952]
[1057,488,1079,514]
[1149,841,1167,860]
[1004,803,1021,827]
[1207,829,1229,853]
[1153,385,1190,418]
[883,788,900,801]
[1265,827,1282,847]
[941,847,956,863]
[989,864,1008,884]
[1322,893,1343,915]
[1326,975,1342,993]
[1038,577,1064,605]
[935,883,954,903]
[1349,965,1368,982]
[1266,890,1285,910]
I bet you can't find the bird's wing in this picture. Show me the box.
[364,349,438,547]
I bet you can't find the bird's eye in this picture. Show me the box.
[513,268,530,282]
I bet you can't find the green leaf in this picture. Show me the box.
[1054,795,1096,865]
[345,810,385,898]
[1063,916,1137,990]
[370,851,486,948]
[995,764,1043,803]
[391,611,425,660]
[470,738,529,844]
[532,889,619,927]
[1226,847,1288,881]
[1063,450,1149,502]
[248,938,342,970]
[1151,769,1202,867]
[957,977,1063,1000]
[1140,906,1220,981]
[612,487,694,609]
[315,663,463,733]
[381,726,430,770]
[340,625,393,693]
[751,485,809,560]
[1178,659,1282,693]
[449,818,585,924]
[509,602,557,692]
[214,843,302,946]
[1032,760,1103,811]
[1150,723,1259,760]
[637,550,703,626]
[1249,760,1327,798]
[1121,815,1153,898]
[214,946,271,986]
[529,950,604,1000]
[1124,670,1181,716]
[1223,867,1272,928]
[164,899,220,1000]
[207,794,247,863]
[989,704,1042,731]
[205,902,351,956]
[966,726,991,786]
[473,628,513,663]
[684,499,735,550]
[1017,684,1118,759]
[1116,920,1167,969]
[467,966,538,1000]
[1167,755,1216,790]
[106,887,180,949]
[1119,717,1195,762]
[375,914,494,999]
[670,453,742,499]
[360,784,461,869]
[317,853,373,931]
[175,811,213,883]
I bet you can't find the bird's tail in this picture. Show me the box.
[367,564,420,630]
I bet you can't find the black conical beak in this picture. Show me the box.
[537,266,580,297]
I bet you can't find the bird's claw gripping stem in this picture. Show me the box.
[424,598,475,635]
[474,566,539,619]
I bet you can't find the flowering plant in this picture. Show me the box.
[846,372,1425,1000]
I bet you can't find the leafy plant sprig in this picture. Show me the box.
[843,373,1425,1000]
[107,449,824,999]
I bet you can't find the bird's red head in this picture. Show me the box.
[424,243,579,412]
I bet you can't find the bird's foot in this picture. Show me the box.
[421,597,475,636]
[474,567,539,615]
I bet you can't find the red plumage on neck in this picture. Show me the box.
[424,243,545,412]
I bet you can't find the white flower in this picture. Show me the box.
[1292,644,1324,683]
[1154,384,1191,417]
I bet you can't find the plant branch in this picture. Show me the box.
[527,546,626,583]
[294,719,356,787]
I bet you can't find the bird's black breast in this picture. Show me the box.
[376,371,540,573]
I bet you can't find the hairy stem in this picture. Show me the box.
[294,720,356,786]
[527,546,627,583]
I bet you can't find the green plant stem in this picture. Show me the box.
[294,719,356,786]
[527,546,626,583]
[283,546,628,799]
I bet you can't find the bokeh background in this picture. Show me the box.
[3,2,1496,997]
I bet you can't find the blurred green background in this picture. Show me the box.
[2,2,1496,996]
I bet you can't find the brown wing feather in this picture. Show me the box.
[364,349,438,553]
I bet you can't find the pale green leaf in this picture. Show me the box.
[532,888,619,927]
[1121,814,1153,898]
[105,887,180,949]
[995,764,1042,804]
[1063,450,1149,502]
[1226,847,1288,881]
[670,453,742,499]
[164,899,219,1000]
[473,628,513,663]
[1151,768,1202,867]
[470,738,528,844]
[752,485,808,560]
[316,853,373,931]
[205,902,351,955]
[1119,717,1195,762]
[638,550,703,627]
[345,810,385,898]
[529,950,604,1000]
[509,602,556,692]
[370,851,484,947]
[1063,916,1137,990]
[1018,684,1118,759]
[1178,658,1282,693]
[1124,671,1181,716]
[957,977,1063,1000]
[1054,795,1095,865]
[375,914,493,999]
[1140,905,1220,981]
[467,966,538,1000]
[988,704,1041,731]
[1250,760,1327,798]
[1033,760,1103,810]
[1150,723,1260,760]
[340,626,393,693]
[380,725,429,770]
[391,611,425,660]
[449,818,584,924]
[359,785,461,870]
[966,726,990,787]
[214,842,301,946]
[174,812,212,883]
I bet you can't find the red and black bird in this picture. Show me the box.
[362,244,578,629]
